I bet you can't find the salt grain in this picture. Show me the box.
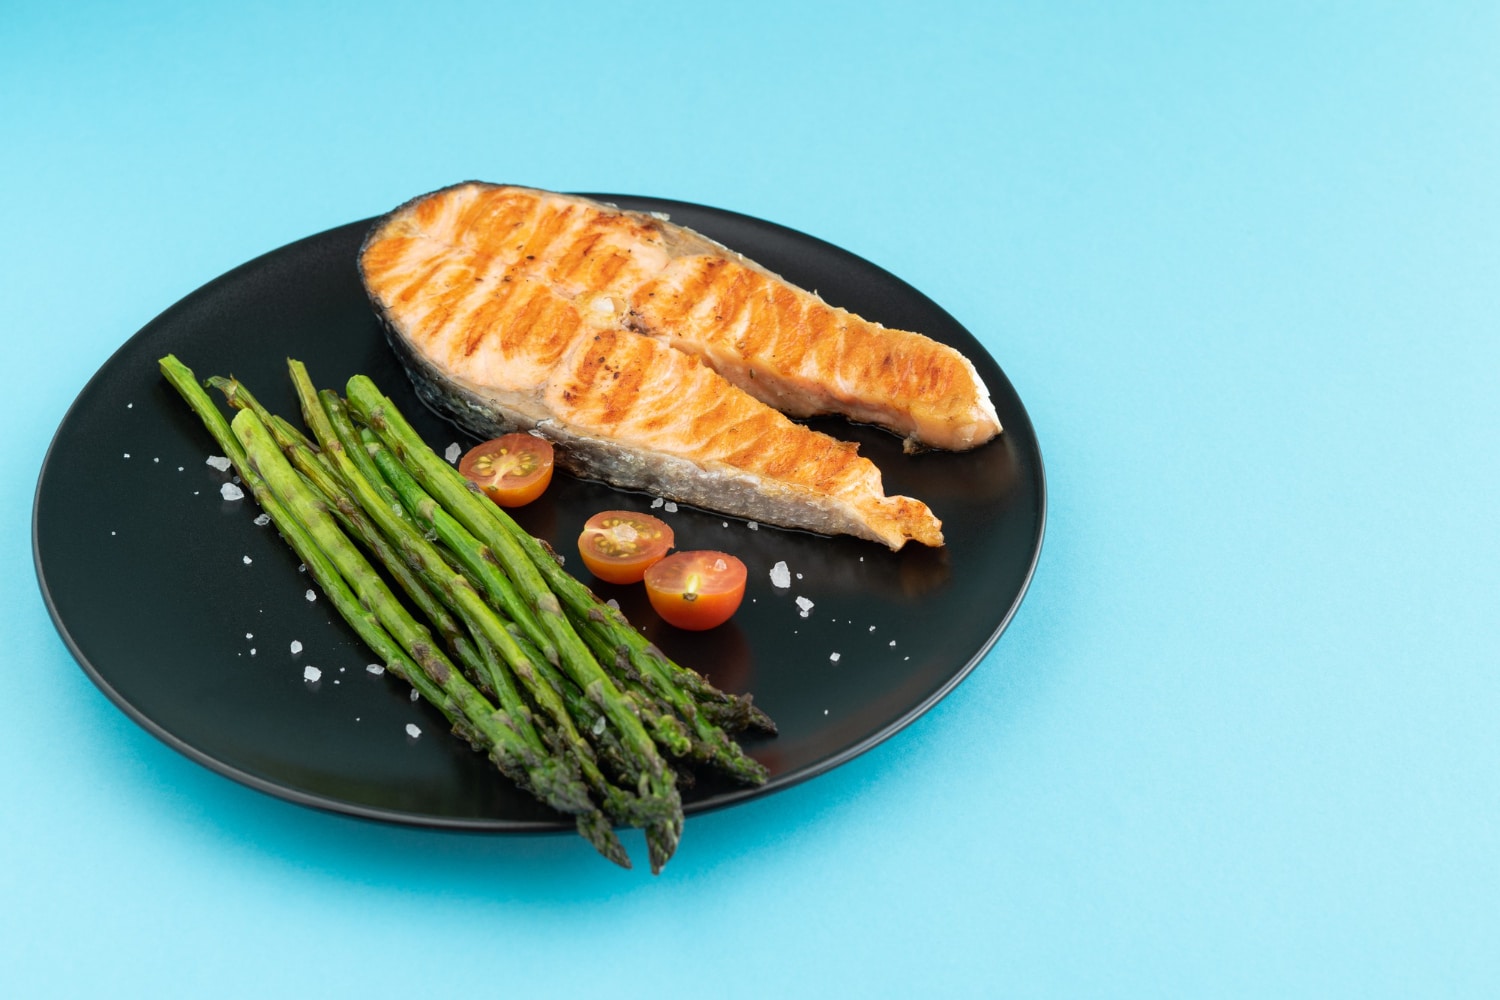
[303,665,321,683]
[769,561,791,588]
[650,498,664,508]
[405,723,422,739]
[830,652,841,662]
[869,626,876,632]
[444,442,462,463]
[748,522,759,531]
[591,715,607,736]
[221,483,245,501]
[795,595,814,612]
[242,555,252,565]
[206,455,232,472]
[245,633,253,639]
[410,689,420,702]
[305,589,316,602]
[890,640,897,647]
[123,453,130,459]
[664,501,678,513]
[366,664,384,675]
[290,640,303,654]
[253,513,270,526]
[606,598,620,611]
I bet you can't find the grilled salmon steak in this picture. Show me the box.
[360,182,958,549]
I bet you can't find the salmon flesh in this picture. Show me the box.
[359,182,975,549]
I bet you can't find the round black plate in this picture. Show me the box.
[32,194,1046,831]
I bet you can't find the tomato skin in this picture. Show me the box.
[644,551,747,631]
[458,434,554,507]
[577,511,674,585]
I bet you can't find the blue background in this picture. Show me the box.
[5,2,1497,995]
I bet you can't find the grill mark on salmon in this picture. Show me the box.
[360,182,954,549]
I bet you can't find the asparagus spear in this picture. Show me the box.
[158,356,627,866]
[211,376,631,804]
[344,375,686,870]
[286,363,680,846]
[208,376,473,657]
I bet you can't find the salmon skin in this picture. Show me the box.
[359,182,953,549]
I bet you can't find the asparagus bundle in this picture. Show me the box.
[159,354,775,874]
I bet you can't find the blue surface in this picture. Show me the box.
[5,2,1498,995]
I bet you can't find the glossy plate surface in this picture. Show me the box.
[33,194,1045,830]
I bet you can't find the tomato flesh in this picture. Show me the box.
[578,511,674,584]
[458,434,554,507]
[644,551,747,631]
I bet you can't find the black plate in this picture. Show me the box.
[32,194,1045,831]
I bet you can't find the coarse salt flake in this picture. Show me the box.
[305,589,316,602]
[890,640,897,647]
[830,652,841,662]
[206,455,232,472]
[242,555,252,565]
[664,501,678,513]
[795,595,814,612]
[444,442,462,463]
[290,640,303,654]
[748,521,759,531]
[405,723,422,738]
[245,633,253,639]
[253,513,270,526]
[366,664,385,675]
[770,561,791,588]
[221,483,245,501]
[303,665,321,683]
[650,497,664,508]
[410,689,420,702]
[123,453,130,459]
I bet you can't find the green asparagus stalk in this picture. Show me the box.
[287,362,679,848]
[344,375,686,870]
[159,356,626,865]
[208,376,471,657]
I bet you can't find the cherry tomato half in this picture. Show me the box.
[458,434,554,507]
[644,550,747,631]
[577,510,675,585]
